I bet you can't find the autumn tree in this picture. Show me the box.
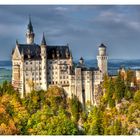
[84,106,104,135]
[69,95,83,122]
[114,74,125,103]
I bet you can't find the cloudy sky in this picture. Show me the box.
[1,5,140,60]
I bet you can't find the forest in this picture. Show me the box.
[0,70,140,135]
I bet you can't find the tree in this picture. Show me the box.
[114,74,125,103]
[69,95,82,122]
[27,107,78,135]
[84,106,104,135]
[113,119,122,135]
[134,90,140,103]
[45,86,67,112]
[22,90,45,114]
[126,70,135,86]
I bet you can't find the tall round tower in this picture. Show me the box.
[26,17,35,44]
[97,43,108,75]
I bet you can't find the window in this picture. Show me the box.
[26,62,28,65]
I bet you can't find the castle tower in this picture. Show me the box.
[97,43,108,75]
[40,33,47,90]
[12,40,25,98]
[26,17,35,44]
[79,57,84,65]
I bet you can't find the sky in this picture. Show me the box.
[1,5,140,60]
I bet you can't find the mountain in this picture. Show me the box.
[1,59,140,83]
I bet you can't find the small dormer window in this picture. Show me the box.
[52,50,55,59]
[65,48,69,58]
[57,49,60,58]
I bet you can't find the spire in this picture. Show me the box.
[41,33,46,45]
[26,16,35,44]
[16,39,18,45]
[27,16,33,33]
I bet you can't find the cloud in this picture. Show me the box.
[1,5,140,60]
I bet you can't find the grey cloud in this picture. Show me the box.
[1,5,140,60]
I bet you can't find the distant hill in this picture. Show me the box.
[1,59,140,83]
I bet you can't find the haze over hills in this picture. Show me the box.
[1,59,140,84]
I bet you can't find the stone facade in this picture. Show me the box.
[12,18,108,105]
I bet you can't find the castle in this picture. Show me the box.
[12,18,108,105]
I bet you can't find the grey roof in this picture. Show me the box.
[99,43,106,48]
[17,43,71,60]
[81,67,97,71]
[80,57,84,60]
[47,45,70,59]
[18,44,41,60]
[76,62,97,71]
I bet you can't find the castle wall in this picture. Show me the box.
[11,18,108,107]
[23,60,42,94]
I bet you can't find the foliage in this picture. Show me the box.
[0,80,140,135]
[27,108,78,135]
[84,106,104,135]
[69,95,82,122]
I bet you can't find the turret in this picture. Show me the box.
[40,33,47,90]
[26,17,35,44]
[41,33,47,58]
[97,43,108,75]
[98,43,106,56]
[41,32,46,46]
[79,57,84,65]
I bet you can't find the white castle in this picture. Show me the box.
[12,18,108,106]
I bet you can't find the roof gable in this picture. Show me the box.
[12,45,21,60]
